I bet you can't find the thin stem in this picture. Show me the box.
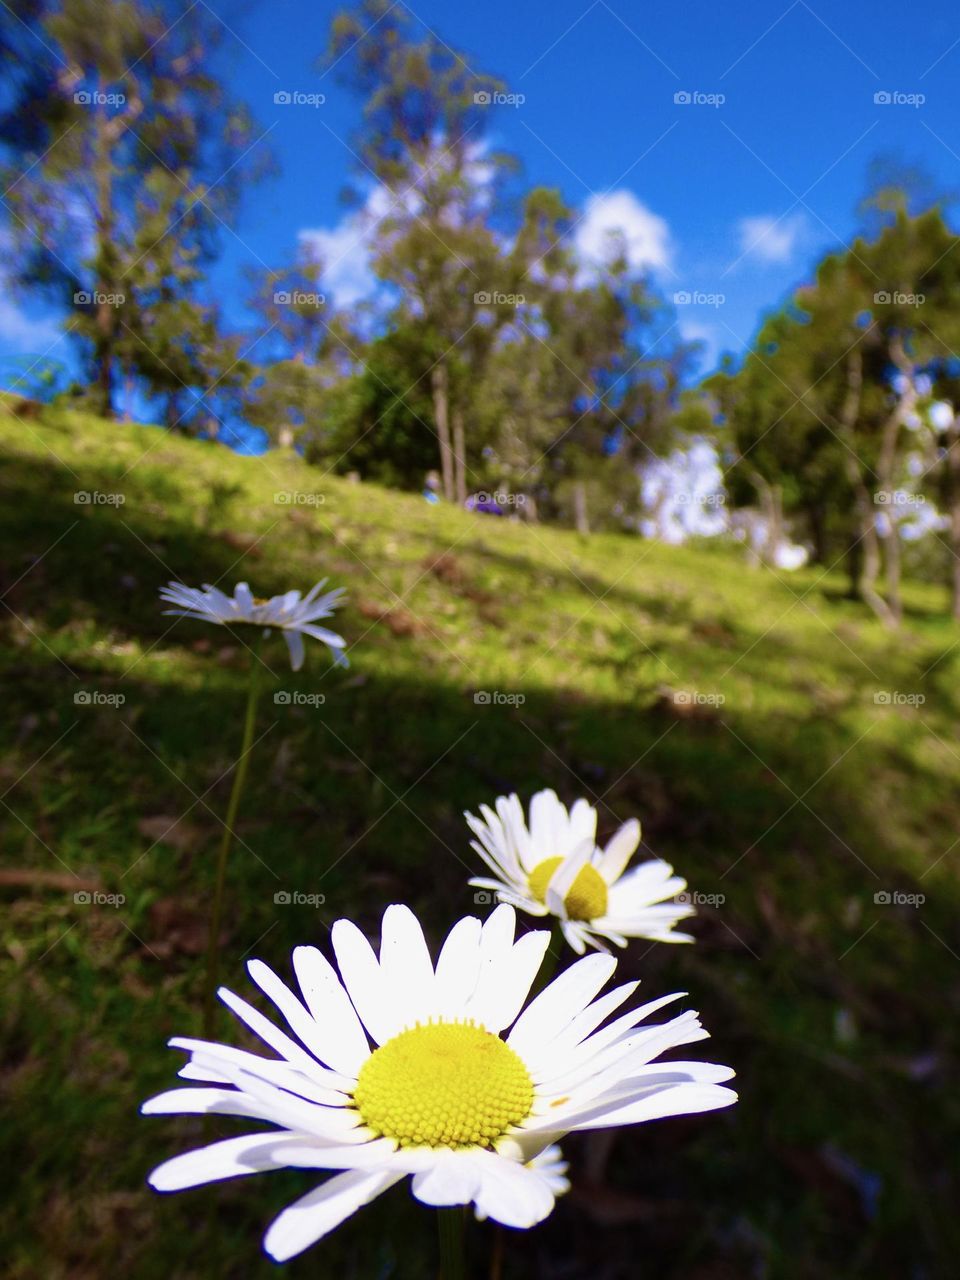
[437,1206,466,1280]
[531,919,566,996]
[202,639,264,1036]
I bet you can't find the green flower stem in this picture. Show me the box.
[437,1206,467,1280]
[202,638,264,1037]
[531,919,566,996]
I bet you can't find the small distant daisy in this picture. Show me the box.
[467,789,696,954]
[159,579,347,671]
[143,904,735,1261]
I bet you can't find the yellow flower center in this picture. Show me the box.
[528,857,608,921]
[353,1020,533,1148]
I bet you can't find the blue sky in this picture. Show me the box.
[5,0,960,390]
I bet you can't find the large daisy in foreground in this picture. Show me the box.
[467,789,695,954]
[159,579,347,671]
[143,904,735,1261]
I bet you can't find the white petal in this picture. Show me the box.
[264,1169,403,1261]
[472,1151,557,1228]
[247,958,356,1072]
[378,904,437,1027]
[284,628,305,671]
[469,928,550,1032]
[292,946,371,1077]
[331,917,394,1045]
[148,1133,309,1191]
[411,1150,483,1206]
[217,985,320,1072]
[544,839,594,918]
[560,1082,738,1130]
[596,819,640,882]
[433,915,483,1017]
[508,953,617,1060]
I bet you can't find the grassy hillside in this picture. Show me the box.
[1,402,957,1279]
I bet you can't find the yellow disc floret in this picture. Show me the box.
[354,1020,533,1149]
[528,856,608,921]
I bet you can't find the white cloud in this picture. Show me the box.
[575,190,671,275]
[736,214,804,264]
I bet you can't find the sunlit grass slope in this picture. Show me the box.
[1,402,957,1278]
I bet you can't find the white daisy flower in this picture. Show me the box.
[143,904,735,1261]
[159,579,347,671]
[467,789,696,954]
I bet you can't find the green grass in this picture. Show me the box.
[1,401,957,1279]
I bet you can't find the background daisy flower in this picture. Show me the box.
[466,789,696,953]
[159,579,347,670]
[142,904,735,1261]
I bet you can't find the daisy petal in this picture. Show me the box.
[264,1170,404,1262]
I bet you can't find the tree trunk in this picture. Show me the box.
[452,405,467,505]
[573,480,590,535]
[93,77,115,419]
[430,361,454,502]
